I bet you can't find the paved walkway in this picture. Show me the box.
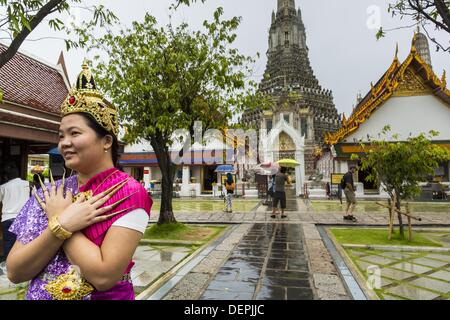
[200,224,314,300]
[153,196,449,300]
[149,198,450,226]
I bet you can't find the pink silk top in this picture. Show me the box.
[78,167,152,299]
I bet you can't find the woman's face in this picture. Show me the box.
[58,114,111,173]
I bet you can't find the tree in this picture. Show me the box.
[377,0,450,53]
[89,8,261,225]
[0,0,119,69]
[352,126,450,238]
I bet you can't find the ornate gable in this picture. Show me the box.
[325,33,449,145]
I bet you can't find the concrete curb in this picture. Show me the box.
[139,239,203,246]
[320,227,374,300]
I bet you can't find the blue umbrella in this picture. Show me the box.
[47,147,61,156]
[214,165,235,173]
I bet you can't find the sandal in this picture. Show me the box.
[281,215,287,218]
[270,215,276,218]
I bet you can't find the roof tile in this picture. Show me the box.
[0,44,68,115]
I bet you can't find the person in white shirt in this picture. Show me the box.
[0,164,30,262]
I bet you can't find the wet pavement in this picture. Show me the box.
[200,224,314,300]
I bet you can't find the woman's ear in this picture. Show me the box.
[104,135,114,150]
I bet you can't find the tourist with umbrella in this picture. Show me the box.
[214,165,235,212]
[271,159,299,219]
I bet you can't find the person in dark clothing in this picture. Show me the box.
[342,166,357,222]
[271,167,289,219]
[32,173,44,191]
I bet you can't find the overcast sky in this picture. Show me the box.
[16,0,449,118]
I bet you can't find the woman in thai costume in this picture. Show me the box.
[6,62,152,300]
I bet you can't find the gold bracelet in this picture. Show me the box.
[48,216,72,240]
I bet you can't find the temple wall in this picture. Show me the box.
[346,95,450,142]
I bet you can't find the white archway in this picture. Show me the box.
[261,117,305,196]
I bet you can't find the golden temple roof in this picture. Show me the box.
[325,33,449,145]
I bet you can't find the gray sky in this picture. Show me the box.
[17,0,449,118]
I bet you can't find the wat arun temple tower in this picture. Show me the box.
[242,0,340,176]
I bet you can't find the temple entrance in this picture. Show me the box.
[358,163,379,193]
[264,120,305,196]
[202,166,217,193]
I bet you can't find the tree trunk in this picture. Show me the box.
[395,190,404,239]
[159,168,176,225]
[151,136,177,225]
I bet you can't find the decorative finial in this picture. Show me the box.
[82,59,89,69]
[395,42,399,59]
[442,70,447,88]
[411,32,417,53]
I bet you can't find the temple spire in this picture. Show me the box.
[413,27,432,67]
[277,0,296,11]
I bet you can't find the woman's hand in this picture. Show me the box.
[41,182,73,219]
[57,190,121,233]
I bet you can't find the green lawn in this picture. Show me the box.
[311,200,450,214]
[330,228,443,247]
[150,199,260,213]
[143,222,226,243]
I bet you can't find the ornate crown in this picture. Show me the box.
[61,61,119,136]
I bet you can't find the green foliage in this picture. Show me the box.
[352,126,450,201]
[376,27,385,40]
[0,0,118,53]
[380,0,450,52]
[84,7,259,223]
[90,8,259,145]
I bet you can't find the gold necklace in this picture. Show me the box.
[72,169,118,203]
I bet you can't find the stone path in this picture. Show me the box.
[149,199,450,226]
[200,224,314,300]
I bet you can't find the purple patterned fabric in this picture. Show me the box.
[9,176,79,300]
[9,171,148,300]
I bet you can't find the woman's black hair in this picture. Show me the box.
[78,113,120,167]
[280,167,287,174]
[226,172,234,184]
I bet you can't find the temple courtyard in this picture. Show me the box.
[1,194,449,300]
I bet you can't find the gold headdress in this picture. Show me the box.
[61,61,119,136]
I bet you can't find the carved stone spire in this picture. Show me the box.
[414,28,432,67]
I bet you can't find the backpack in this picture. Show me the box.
[225,182,235,191]
[340,175,347,189]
